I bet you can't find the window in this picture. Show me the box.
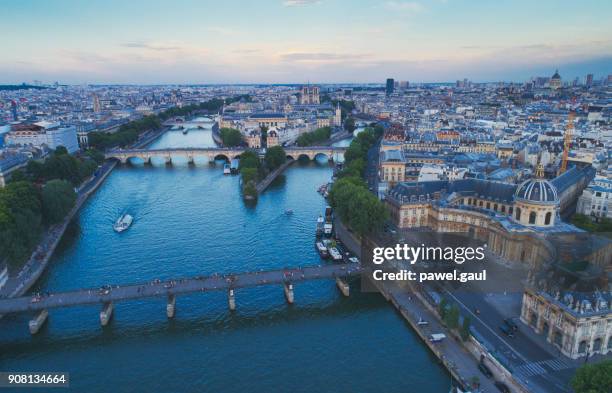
[529,211,536,224]
[515,208,521,220]
[544,212,552,225]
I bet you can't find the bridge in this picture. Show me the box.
[0,263,360,333]
[105,146,347,165]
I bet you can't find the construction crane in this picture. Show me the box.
[559,111,574,175]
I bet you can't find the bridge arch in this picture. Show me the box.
[314,152,331,162]
[214,154,230,162]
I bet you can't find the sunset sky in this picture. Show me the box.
[1,0,611,84]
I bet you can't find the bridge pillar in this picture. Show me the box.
[283,283,294,304]
[208,154,215,164]
[188,156,195,166]
[145,156,152,166]
[165,156,172,166]
[100,302,114,326]
[120,157,128,165]
[28,309,49,335]
[228,289,236,311]
[166,294,176,318]
[335,277,350,297]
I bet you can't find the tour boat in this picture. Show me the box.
[323,222,333,236]
[223,163,231,174]
[285,209,293,215]
[113,214,133,233]
[315,241,329,258]
[328,247,343,261]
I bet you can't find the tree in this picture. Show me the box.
[438,298,448,319]
[445,304,460,329]
[219,128,243,147]
[571,360,612,393]
[460,316,472,341]
[240,167,258,185]
[239,150,261,171]
[54,146,69,156]
[41,180,77,224]
[296,127,332,146]
[344,117,356,133]
[264,146,286,170]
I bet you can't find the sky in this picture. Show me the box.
[1,0,611,84]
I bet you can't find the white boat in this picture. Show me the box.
[223,163,231,174]
[113,214,133,233]
[323,222,333,236]
[315,241,329,258]
[328,247,343,261]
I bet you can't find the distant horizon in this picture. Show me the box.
[1,0,611,84]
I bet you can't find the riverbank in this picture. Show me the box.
[0,160,117,300]
[0,126,169,301]
[333,217,524,393]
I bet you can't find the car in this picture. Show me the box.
[499,324,515,338]
[504,318,518,331]
[348,256,359,264]
[494,381,511,393]
[478,362,493,379]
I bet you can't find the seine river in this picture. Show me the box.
[0,120,450,392]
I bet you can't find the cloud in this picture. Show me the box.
[232,49,262,54]
[280,52,370,63]
[384,1,423,12]
[121,41,182,51]
[282,0,321,7]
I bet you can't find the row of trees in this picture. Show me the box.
[328,126,387,237]
[1,147,101,270]
[571,360,611,393]
[88,96,248,151]
[296,126,331,146]
[438,298,472,341]
[88,115,162,150]
[219,127,243,147]
[238,146,287,200]
[571,214,612,233]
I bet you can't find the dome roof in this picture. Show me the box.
[515,179,559,204]
[551,69,561,80]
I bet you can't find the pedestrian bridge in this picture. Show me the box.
[1,263,360,333]
[105,146,347,164]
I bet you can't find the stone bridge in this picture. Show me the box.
[105,146,347,165]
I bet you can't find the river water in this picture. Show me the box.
[0,120,450,392]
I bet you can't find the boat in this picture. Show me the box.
[230,159,240,174]
[316,214,324,237]
[285,209,293,215]
[315,241,329,258]
[113,214,133,233]
[323,222,333,236]
[323,206,333,236]
[223,163,231,175]
[182,128,188,135]
[328,247,343,261]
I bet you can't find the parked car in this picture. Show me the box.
[478,362,493,379]
[494,381,511,393]
[499,324,515,338]
[504,318,518,331]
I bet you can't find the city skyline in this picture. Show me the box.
[1,0,611,84]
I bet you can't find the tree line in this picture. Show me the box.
[296,126,331,147]
[327,126,388,237]
[0,148,92,270]
[239,146,287,200]
[88,96,248,150]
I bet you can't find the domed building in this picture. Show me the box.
[513,177,559,226]
[550,69,562,89]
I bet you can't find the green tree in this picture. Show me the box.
[571,360,612,393]
[445,305,460,329]
[296,127,332,146]
[460,316,471,341]
[219,127,243,147]
[344,117,356,133]
[41,180,77,224]
[264,146,286,170]
[239,150,261,171]
[438,298,448,319]
[240,167,258,185]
